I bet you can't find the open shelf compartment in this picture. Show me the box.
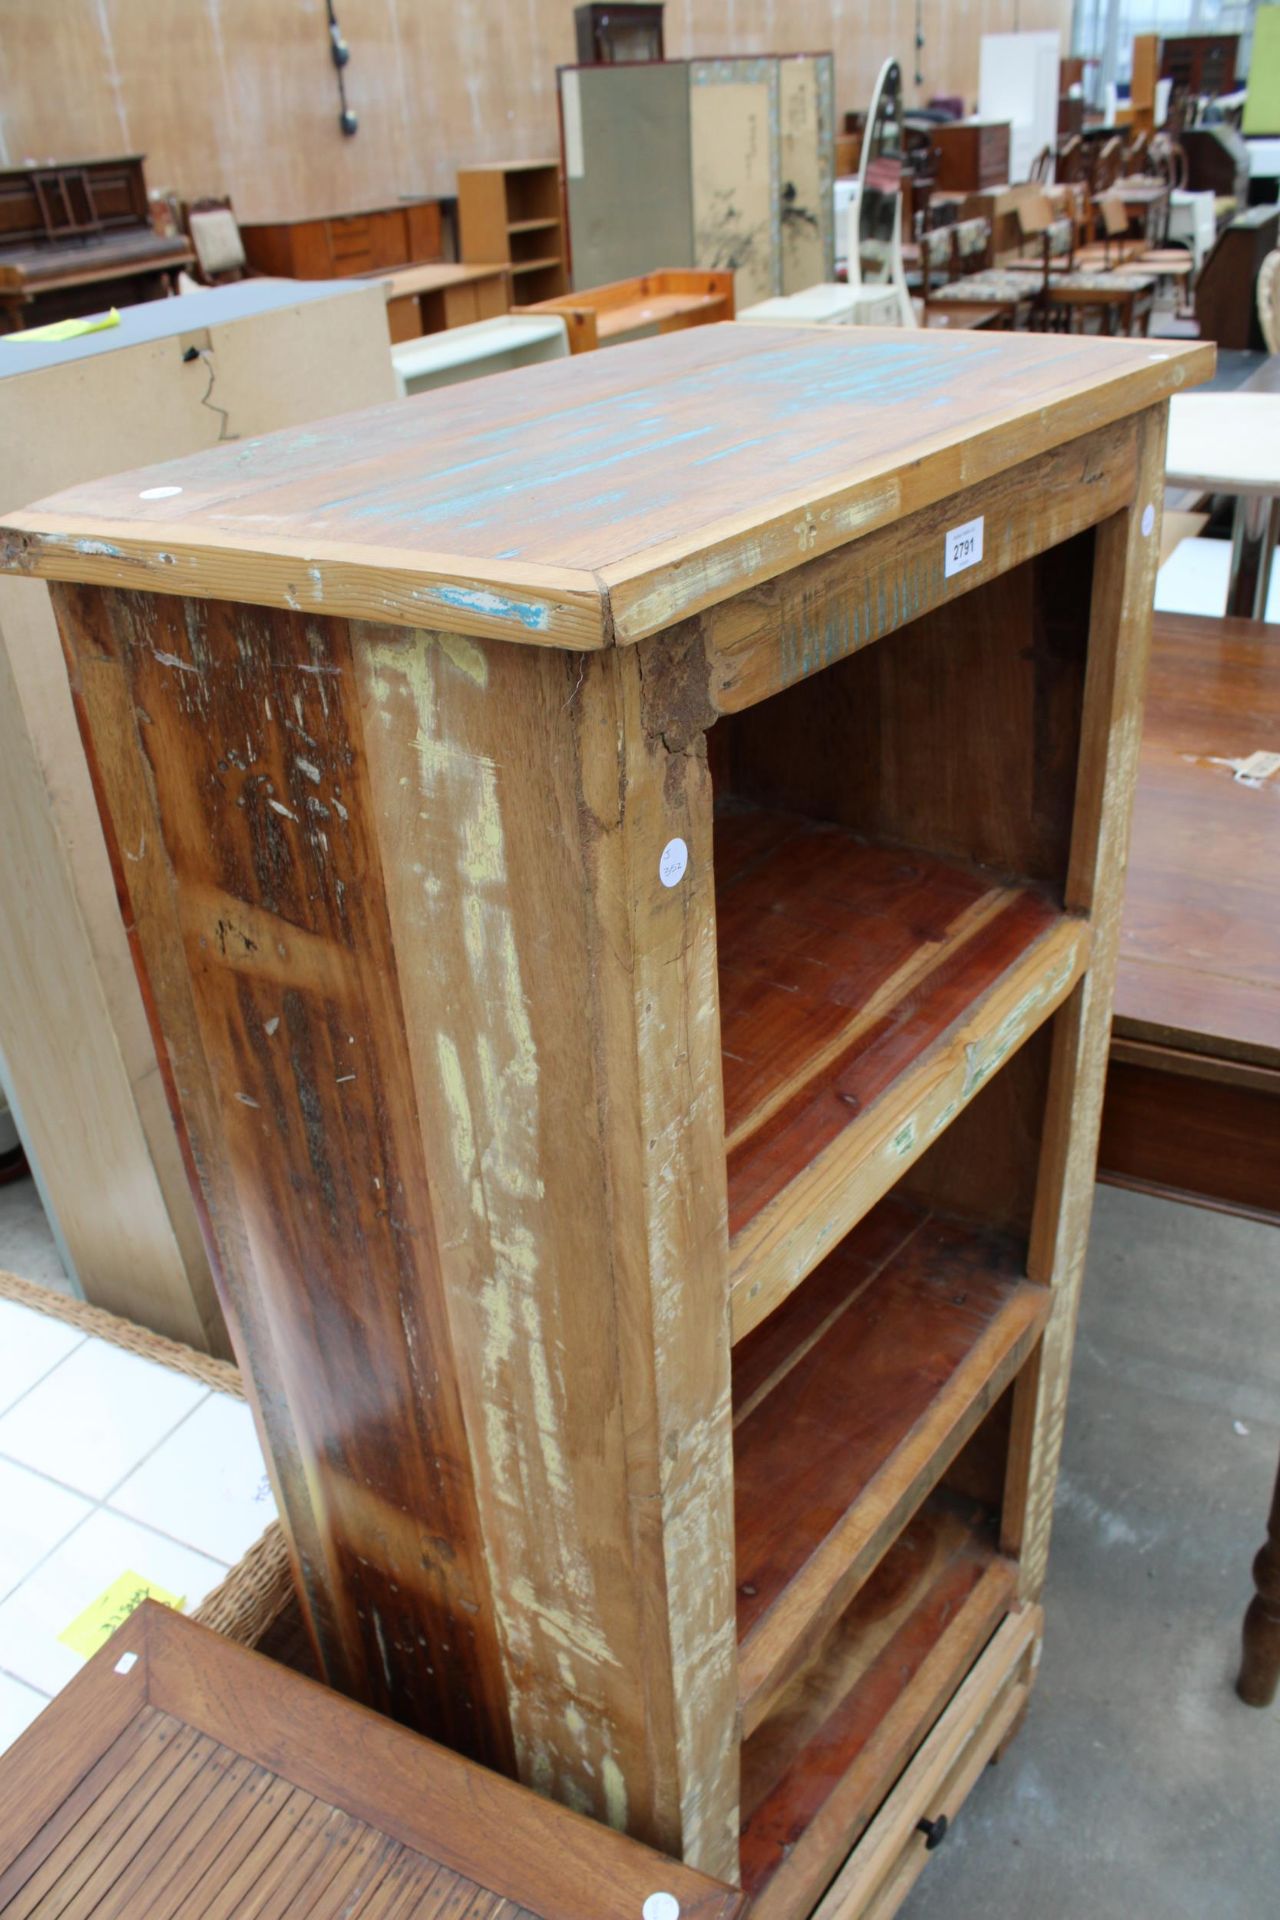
[716,803,1087,1340]
[738,1488,1018,1915]
[732,1194,1048,1730]
[708,533,1097,1342]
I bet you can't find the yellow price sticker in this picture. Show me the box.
[58,1570,186,1659]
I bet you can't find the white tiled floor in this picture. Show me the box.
[0,1274,275,1755]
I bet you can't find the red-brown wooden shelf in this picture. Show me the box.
[738,1490,1017,1909]
[714,803,1088,1339]
[732,1197,1048,1731]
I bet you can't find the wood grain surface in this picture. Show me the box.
[0,1603,744,1920]
[50,586,740,1877]
[1112,612,1280,1067]
[738,1494,1016,1918]
[732,1201,1047,1728]
[1,328,1209,646]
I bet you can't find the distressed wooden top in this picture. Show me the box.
[0,324,1210,647]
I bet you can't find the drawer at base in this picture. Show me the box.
[813,1605,1043,1920]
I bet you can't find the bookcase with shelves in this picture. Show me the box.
[456,159,569,303]
[3,323,1210,1916]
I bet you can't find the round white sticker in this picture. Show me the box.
[1141,503,1155,538]
[642,1897,680,1920]
[658,838,688,888]
[139,485,183,500]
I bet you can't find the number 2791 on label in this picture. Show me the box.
[944,516,984,579]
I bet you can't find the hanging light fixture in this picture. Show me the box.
[327,0,358,136]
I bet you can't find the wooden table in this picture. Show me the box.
[0,1601,742,1919]
[923,301,1007,330]
[1097,608,1280,1712]
[1100,610,1280,1221]
[371,260,511,343]
[0,324,1209,1913]
[1164,392,1280,617]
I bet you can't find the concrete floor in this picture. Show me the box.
[0,1174,1276,1911]
[904,1184,1280,1920]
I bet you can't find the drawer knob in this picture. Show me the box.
[915,1814,949,1851]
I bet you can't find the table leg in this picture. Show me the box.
[1226,495,1280,620]
[1237,1454,1280,1708]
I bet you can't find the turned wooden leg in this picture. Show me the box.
[1237,1453,1280,1708]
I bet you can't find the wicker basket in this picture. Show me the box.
[0,1267,293,1649]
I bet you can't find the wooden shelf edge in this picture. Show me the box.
[738,1282,1050,1736]
[510,255,564,274]
[507,217,562,234]
[743,1549,1022,1920]
[729,916,1089,1345]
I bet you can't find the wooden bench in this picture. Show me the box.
[516,269,734,352]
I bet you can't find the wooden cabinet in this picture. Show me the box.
[457,161,569,303]
[240,201,443,280]
[574,2,665,63]
[378,262,511,343]
[932,120,1011,192]
[1195,205,1280,349]
[0,278,396,1353]
[1,324,1210,1913]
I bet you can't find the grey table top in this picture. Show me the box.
[0,278,374,379]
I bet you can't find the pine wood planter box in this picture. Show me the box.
[0,323,1210,1914]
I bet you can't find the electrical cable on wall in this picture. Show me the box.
[914,0,924,91]
[327,0,358,136]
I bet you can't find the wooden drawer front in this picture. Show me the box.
[812,1607,1042,1920]
[328,215,377,273]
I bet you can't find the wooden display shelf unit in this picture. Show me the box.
[457,160,569,302]
[0,323,1211,1915]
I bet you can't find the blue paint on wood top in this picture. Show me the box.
[3,325,1210,641]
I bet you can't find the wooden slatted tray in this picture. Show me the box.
[714,805,1087,1340]
[731,1198,1048,1728]
[0,1604,743,1920]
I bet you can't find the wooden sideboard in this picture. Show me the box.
[0,323,1210,1915]
[1195,206,1280,350]
[240,200,443,280]
[932,121,1012,193]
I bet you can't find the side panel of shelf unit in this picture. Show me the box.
[1015,403,1170,1597]
[51,587,741,1880]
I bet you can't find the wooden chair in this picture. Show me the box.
[182,196,250,285]
[919,220,1030,329]
[1258,249,1280,354]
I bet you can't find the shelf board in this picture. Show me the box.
[716,803,1089,1339]
[507,217,561,234]
[739,1491,1017,1917]
[509,255,564,275]
[733,1199,1048,1731]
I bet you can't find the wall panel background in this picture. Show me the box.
[1,0,1070,225]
